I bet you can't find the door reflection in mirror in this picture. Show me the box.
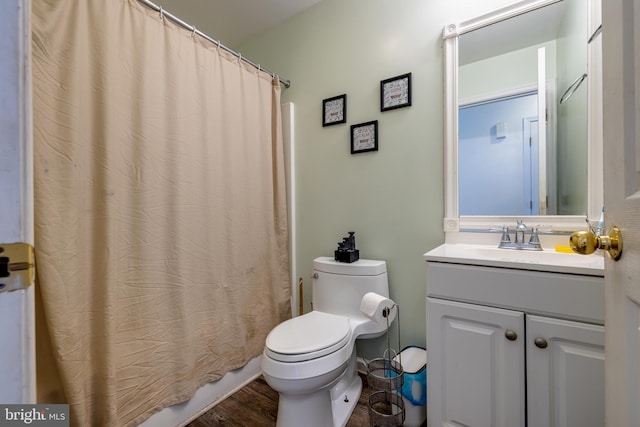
[459,92,540,216]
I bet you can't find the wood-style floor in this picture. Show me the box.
[186,374,372,427]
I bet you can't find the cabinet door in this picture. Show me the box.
[427,298,525,427]
[527,315,605,427]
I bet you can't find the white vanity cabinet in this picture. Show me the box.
[427,298,526,426]
[526,315,604,427]
[425,249,605,427]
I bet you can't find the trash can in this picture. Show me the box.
[393,346,426,427]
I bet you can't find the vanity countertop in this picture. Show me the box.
[424,243,604,276]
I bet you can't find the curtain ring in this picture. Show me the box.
[237,53,242,64]
[216,40,221,51]
[159,6,164,22]
[191,26,197,39]
[257,64,261,74]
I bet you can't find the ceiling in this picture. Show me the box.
[150,0,323,48]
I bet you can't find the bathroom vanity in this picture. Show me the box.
[424,244,605,427]
[429,0,607,423]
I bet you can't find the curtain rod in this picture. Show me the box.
[137,0,291,88]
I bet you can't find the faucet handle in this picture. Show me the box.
[516,219,527,230]
[529,226,541,245]
[500,226,511,244]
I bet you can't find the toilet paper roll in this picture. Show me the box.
[360,292,394,323]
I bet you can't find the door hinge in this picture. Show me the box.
[0,243,35,293]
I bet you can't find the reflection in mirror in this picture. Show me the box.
[442,0,603,233]
[458,0,587,216]
[459,91,543,215]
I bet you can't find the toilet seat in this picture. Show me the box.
[265,311,351,363]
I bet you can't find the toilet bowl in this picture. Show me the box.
[261,257,395,427]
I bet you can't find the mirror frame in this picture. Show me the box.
[442,0,603,234]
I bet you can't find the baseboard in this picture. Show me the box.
[356,356,368,375]
[138,355,262,427]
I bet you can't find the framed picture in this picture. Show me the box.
[380,72,412,112]
[322,94,347,126]
[350,120,378,154]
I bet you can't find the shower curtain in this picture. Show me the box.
[31,0,291,425]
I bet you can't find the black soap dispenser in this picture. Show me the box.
[334,231,360,263]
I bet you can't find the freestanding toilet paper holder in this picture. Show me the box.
[366,303,405,427]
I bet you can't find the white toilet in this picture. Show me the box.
[261,256,395,427]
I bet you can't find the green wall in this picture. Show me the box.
[239,0,514,359]
[459,42,557,101]
[556,0,588,215]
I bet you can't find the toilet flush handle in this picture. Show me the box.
[311,272,318,279]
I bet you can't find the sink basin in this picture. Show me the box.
[424,244,604,276]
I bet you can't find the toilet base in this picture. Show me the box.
[273,352,362,427]
[330,374,362,427]
[276,388,334,427]
[274,373,362,427]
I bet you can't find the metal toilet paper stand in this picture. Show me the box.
[366,304,405,427]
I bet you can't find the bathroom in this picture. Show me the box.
[1,0,637,426]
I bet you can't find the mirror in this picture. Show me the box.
[443,0,603,233]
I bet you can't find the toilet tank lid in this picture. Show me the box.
[313,257,387,276]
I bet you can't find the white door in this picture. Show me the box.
[602,0,640,425]
[426,297,525,427]
[0,0,35,404]
[525,117,541,215]
[526,315,605,427]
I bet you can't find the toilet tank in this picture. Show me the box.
[312,257,389,317]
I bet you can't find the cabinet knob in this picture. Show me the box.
[505,329,518,341]
[534,337,548,349]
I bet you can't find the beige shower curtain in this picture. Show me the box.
[31,0,291,425]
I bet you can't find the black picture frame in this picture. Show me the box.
[350,120,378,154]
[380,72,412,112]
[322,94,347,126]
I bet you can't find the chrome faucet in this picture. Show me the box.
[498,220,542,251]
[515,219,527,244]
